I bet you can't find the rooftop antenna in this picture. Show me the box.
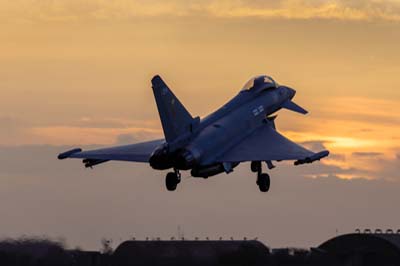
[177,225,185,239]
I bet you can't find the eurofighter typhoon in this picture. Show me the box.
[58,75,329,192]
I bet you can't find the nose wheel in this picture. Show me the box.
[252,161,271,192]
[165,169,181,191]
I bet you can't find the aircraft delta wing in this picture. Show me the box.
[58,139,165,168]
[215,122,314,163]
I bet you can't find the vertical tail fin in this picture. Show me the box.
[151,75,196,143]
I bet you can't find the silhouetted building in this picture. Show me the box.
[69,250,108,266]
[318,233,400,266]
[112,240,270,266]
[3,233,400,266]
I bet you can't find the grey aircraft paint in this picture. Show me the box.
[58,75,329,192]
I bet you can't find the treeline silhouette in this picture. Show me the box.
[0,237,330,266]
[0,237,108,266]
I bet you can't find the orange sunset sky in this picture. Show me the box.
[1,0,400,249]
[2,0,400,180]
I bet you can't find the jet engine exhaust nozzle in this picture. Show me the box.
[175,150,197,170]
[149,146,174,170]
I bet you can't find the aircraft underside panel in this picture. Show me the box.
[215,124,314,163]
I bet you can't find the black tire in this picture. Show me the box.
[165,172,178,191]
[257,173,270,192]
[251,161,261,173]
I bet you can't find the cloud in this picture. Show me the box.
[300,140,329,151]
[0,115,36,145]
[0,113,163,146]
[209,0,400,22]
[315,97,400,126]
[0,144,399,249]
[0,115,22,134]
[373,153,400,181]
[30,125,163,146]
[352,152,383,157]
[2,0,400,23]
[115,133,138,145]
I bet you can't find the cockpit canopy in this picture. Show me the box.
[241,75,278,92]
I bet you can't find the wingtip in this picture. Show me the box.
[294,150,329,166]
[58,148,82,160]
[319,150,330,158]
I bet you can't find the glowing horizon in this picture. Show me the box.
[1,0,399,182]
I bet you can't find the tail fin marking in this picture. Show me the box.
[151,75,195,143]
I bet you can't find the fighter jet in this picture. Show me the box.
[58,75,329,192]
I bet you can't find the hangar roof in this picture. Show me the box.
[113,240,270,266]
[319,233,400,257]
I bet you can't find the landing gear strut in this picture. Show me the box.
[252,161,270,192]
[251,161,261,173]
[165,169,181,191]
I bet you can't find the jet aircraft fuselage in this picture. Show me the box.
[149,76,296,179]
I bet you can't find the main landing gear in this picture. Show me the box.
[251,161,270,192]
[165,169,181,191]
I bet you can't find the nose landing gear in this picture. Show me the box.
[251,161,271,192]
[165,169,181,191]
